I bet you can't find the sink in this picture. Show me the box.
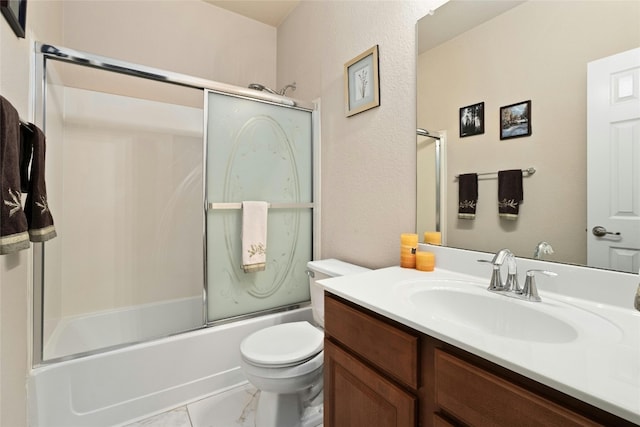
[410,287,577,343]
[395,279,622,344]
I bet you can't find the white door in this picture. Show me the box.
[587,47,640,273]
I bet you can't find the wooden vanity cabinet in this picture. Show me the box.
[324,293,636,427]
[324,293,419,427]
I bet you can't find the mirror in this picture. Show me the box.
[417,0,640,272]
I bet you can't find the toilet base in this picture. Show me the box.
[254,391,323,427]
[255,391,301,427]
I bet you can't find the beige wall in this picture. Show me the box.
[277,0,445,268]
[62,0,277,89]
[418,1,640,264]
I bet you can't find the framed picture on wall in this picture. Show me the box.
[344,45,380,117]
[500,100,532,140]
[459,102,485,137]
[1,0,27,38]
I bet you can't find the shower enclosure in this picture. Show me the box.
[416,129,447,243]
[32,44,318,365]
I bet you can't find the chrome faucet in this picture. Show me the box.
[533,241,554,260]
[479,249,557,302]
[479,248,520,293]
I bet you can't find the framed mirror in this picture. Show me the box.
[417,0,640,273]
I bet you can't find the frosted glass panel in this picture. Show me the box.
[41,61,204,361]
[206,92,313,321]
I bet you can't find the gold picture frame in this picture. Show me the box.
[344,45,380,117]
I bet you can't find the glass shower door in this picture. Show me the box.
[38,60,205,362]
[206,91,313,321]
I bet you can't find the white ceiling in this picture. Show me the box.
[417,1,525,54]
[204,0,300,27]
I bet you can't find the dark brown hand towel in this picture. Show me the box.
[498,169,523,220]
[0,96,30,254]
[20,123,33,193]
[23,124,57,242]
[458,173,478,220]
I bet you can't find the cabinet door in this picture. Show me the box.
[434,349,600,427]
[324,339,416,427]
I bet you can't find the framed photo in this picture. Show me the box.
[459,102,484,137]
[500,100,531,140]
[344,45,380,117]
[1,0,27,38]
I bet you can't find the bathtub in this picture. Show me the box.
[28,307,313,427]
[43,296,205,361]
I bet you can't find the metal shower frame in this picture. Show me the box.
[31,42,320,366]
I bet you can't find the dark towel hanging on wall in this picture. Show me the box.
[0,96,30,254]
[458,173,478,220]
[1,95,56,254]
[498,169,524,220]
[19,121,33,192]
[23,124,57,242]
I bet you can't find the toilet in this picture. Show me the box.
[240,259,370,427]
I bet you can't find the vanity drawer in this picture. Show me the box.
[324,293,419,389]
[434,349,600,426]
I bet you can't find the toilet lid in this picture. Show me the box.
[240,321,324,366]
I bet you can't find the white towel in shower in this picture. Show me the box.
[241,201,268,273]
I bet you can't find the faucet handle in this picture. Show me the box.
[522,269,557,302]
[478,259,505,291]
[504,271,521,294]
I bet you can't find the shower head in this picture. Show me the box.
[417,128,441,140]
[248,83,279,95]
[248,82,297,96]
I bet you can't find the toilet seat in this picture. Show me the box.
[242,350,324,382]
[240,321,323,368]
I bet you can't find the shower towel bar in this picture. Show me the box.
[455,167,536,179]
[207,202,314,210]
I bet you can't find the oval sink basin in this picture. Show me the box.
[394,279,623,344]
[409,287,578,343]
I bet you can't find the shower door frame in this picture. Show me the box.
[32,42,319,367]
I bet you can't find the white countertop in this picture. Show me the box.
[319,263,640,424]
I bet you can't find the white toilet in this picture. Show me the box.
[240,259,370,427]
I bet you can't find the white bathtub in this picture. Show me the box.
[28,307,313,427]
[43,296,205,361]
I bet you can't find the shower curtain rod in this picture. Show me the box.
[36,43,315,111]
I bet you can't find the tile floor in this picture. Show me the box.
[123,383,323,427]
[124,383,259,427]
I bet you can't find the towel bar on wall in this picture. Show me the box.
[455,167,536,179]
[207,202,314,210]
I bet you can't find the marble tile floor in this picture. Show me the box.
[124,383,323,427]
[124,383,259,427]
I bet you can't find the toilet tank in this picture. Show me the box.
[306,259,370,328]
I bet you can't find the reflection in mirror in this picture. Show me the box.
[417,0,640,272]
[416,128,446,242]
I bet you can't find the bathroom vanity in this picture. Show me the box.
[320,247,640,427]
